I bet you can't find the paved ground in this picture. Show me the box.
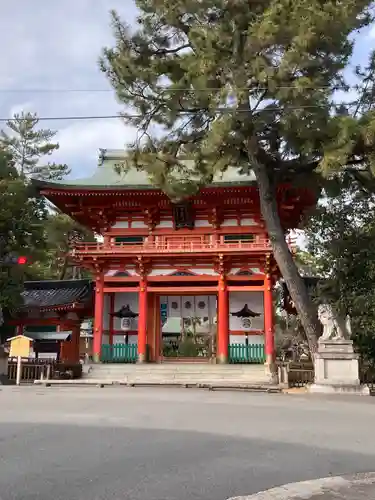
[1,388,375,500]
[229,473,375,499]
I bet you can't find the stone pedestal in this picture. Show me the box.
[309,339,369,395]
[264,361,279,385]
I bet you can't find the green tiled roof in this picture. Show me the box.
[32,149,256,190]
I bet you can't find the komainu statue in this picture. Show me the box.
[318,304,352,341]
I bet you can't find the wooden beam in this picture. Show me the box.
[227,285,265,292]
[103,287,139,293]
[229,330,264,336]
[227,274,265,281]
[104,276,139,282]
[147,286,218,293]
[148,275,218,282]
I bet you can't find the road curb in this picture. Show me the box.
[33,379,281,392]
[227,472,375,500]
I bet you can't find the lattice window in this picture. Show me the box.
[223,234,254,242]
[114,236,145,244]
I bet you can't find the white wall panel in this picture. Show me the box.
[149,268,178,276]
[221,218,238,226]
[229,334,264,345]
[191,268,218,275]
[112,221,129,228]
[240,218,258,226]
[229,292,264,331]
[132,220,147,228]
[157,220,174,228]
[112,292,139,331]
[195,219,211,227]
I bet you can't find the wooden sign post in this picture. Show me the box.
[7,335,32,385]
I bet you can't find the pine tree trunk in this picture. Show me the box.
[59,256,68,280]
[252,163,320,355]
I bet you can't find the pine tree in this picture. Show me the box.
[41,213,95,280]
[0,148,47,311]
[100,1,375,353]
[0,111,70,180]
[305,183,375,368]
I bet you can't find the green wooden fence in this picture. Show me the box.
[101,343,265,364]
[228,343,265,364]
[101,344,138,363]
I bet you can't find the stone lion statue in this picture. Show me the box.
[318,304,352,341]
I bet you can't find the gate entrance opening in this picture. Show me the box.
[160,295,217,360]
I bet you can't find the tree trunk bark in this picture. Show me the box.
[59,256,68,280]
[252,161,320,355]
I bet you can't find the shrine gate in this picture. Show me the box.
[33,149,316,373]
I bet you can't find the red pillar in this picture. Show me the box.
[109,293,115,346]
[217,276,229,363]
[93,273,104,363]
[138,278,148,363]
[264,273,275,365]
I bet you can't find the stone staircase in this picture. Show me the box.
[83,363,276,388]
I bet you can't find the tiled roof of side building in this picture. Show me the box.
[19,279,93,311]
[27,331,72,341]
[31,149,256,190]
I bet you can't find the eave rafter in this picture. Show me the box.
[143,206,161,232]
[40,184,317,232]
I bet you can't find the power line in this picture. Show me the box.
[0,89,113,93]
[0,104,350,123]
[0,85,353,93]
[0,115,121,122]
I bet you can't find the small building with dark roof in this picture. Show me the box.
[2,279,94,362]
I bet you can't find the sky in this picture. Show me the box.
[0,1,374,179]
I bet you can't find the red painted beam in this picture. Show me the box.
[147,286,218,293]
[103,287,139,293]
[227,286,265,292]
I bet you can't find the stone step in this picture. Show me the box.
[87,364,265,372]
[86,375,269,383]
[86,370,265,378]
[85,375,266,380]
[87,367,265,373]
[84,363,270,384]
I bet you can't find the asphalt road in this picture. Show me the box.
[1,387,375,500]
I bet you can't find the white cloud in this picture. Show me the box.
[0,0,139,176]
[55,119,137,170]
[368,24,375,39]
[8,102,36,117]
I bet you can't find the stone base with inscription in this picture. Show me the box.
[309,338,370,396]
